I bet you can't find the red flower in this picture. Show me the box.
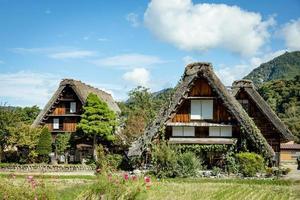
[123,173,129,181]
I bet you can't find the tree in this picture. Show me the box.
[0,105,21,162]
[7,123,42,163]
[55,133,71,163]
[77,93,117,159]
[36,127,52,163]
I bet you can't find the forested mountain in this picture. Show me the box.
[245,51,300,142]
[244,51,300,85]
[258,76,300,142]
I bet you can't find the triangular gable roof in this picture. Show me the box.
[231,80,295,142]
[128,63,274,158]
[32,79,120,126]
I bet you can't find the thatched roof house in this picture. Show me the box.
[232,80,294,142]
[32,79,120,127]
[128,63,274,159]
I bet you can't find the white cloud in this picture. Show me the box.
[91,53,164,68]
[97,38,109,42]
[11,47,96,60]
[49,50,96,59]
[0,71,60,107]
[123,68,150,86]
[126,12,140,27]
[280,18,300,50]
[144,0,275,56]
[215,49,287,86]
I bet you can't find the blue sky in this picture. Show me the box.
[0,0,299,107]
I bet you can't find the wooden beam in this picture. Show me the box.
[169,137,235,144]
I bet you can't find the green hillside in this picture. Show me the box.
[258,76,300,142]
[244,51,300,142]
[244,51,300,85]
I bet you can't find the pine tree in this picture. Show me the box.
[36,127,52,163]
[77,93,117,159]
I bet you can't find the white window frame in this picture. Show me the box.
[172,126,195,137]
[190,100,213,120]
[209,126,232,137]
[53,118,59,130]
[70,102,76,113]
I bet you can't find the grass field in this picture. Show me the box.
[0,174,300,200]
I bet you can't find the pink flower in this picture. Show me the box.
[132,175,137,181]
[144,176,151,183]
[123,173,129,181]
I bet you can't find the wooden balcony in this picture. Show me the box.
[169,137,235,144]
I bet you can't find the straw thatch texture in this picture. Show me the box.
[32,79,120,126]
[128,63,274,159]
[232,80,295,142]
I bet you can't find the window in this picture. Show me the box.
[190,100,213,120]
[53,118,59,130]
[209,126,232,137]
[172,126,195,137]
[70,102,76,113]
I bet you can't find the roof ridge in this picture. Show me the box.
[60,78,112,97]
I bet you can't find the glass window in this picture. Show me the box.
[53,118,59,129]
[190,100,213,120]
[70,102,76,113]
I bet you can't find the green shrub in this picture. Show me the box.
[106,154,123,170]
[151,142,178,178]
[211,166,222,176]
[235,152,265,177]
[151,143,202,178]
[36,127,52,163]
[176,152,202,177]
[225,155,239,174]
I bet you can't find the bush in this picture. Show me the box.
[151,142,178,178]
[235,152,265,177]
[225,155,239,174]
[151,143,202,178]
[106,154,123,170]
[265,167,291,177]
[211,166,222,176]
[36,127,52,163]
[176,152,202,177]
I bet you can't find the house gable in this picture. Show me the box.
[128,63,274,159]
[232,80,295,146]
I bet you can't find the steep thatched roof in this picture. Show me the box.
[232,79,295,142]
[32,79,120,126]
[128,63,274,158]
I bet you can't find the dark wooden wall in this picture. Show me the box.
[171,78,234,124]
[235,89,281,152]
[46,86,82,133]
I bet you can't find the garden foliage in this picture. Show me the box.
[36,127,52,163]
[235,152,265,177]
[151,142,202,178]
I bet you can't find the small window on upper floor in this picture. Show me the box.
[53,118,59,130]
[70,102,76,113]
[190,100,213,120]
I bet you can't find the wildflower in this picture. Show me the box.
[132,175,137,181]
[123,173,129,181]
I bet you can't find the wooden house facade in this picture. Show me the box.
[32,79,120,163]
[232,80,295,163]
[128,63,277,164]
